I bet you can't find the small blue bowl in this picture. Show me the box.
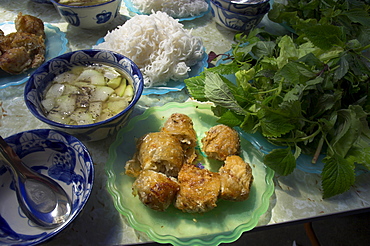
[30,0,52,4]
[24,49,144,142]
[210,0,270,32]
[0,129,94,245]
[50,0,122,29]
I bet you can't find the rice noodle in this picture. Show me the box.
[94,11,204,87]
[131,0,209,18]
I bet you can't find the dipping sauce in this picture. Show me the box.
[41,64,134,125]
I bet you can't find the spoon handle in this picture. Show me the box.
[0,135,71,228]
[0,136,35,178]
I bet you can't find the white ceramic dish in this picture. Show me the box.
[0,22,68,89]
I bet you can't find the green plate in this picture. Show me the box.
[105,101,275,245]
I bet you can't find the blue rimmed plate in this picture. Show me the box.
[0,129,94,246]
[124,0,211,21]
[105,101,274,245]
[0,22,68,89]
[95,37,208,95]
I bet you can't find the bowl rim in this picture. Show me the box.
[50,0,119,8]
[210,0,270,16]
[217,0,270,5]
[24,49,144,130]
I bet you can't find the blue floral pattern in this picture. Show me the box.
[0,129,94,245]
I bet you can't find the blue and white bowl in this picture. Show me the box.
[215,0,270,15]
[210,0,270,32]
[50,0,122,29]
[31,0,52,4]
[0,129,94,246]
[24,49,144,142]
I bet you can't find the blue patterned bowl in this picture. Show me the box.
[50,0,122,29]
[31,0,52,4]
[215,0,270,15]
[24,49,144,142]
[0,129,94,246]
[210,0,270,32]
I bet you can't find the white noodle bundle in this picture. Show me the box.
[131,0,209,18]
[94,11,204,87]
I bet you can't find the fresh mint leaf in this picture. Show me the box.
[217,110,244,127]
[251,41,276,59]
[346,147,370,171]
[275,61,316,84]
[334,54,350,81]
[204,72,247,115]
[184,74,206,101]
[303,25,345,50]
[344,8,370,26]
[258,107,296,137]
[322,154,355,199]
[263,148,296,176]
[329,106,363,158]
[208,60,240,75]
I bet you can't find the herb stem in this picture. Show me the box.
[312,135,325,164]
[268,126,322,144]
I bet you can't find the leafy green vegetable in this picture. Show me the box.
[185,1,370,198]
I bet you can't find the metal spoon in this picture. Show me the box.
[0,136,71,228]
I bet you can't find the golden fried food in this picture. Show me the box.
[175,164,221,213]
[161,113,197,164]
[127,114,254,213]
[201,124,240,161]
[126,132,184,177]
[132,170,180,211]
[0,13,45,75]
[0,47,32,74]
[125,155,142,178]
[219,155,254,201]
[15,12,45,38]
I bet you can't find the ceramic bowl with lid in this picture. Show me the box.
[210,0,270,32]
[50,0,122,29]
[215,0,271,15]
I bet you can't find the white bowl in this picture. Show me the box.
[215,0,270,15]
[210,0,269,32]
[50,0,122,29]
[0,129,94,245]
[24,49,144,142]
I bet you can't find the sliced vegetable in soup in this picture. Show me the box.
[41,64,134,125]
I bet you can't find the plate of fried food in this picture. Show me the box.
[105,101,274,245]
[0,13,68,89]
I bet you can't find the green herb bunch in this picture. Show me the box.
[185,1,370,198]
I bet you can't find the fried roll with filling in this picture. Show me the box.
[201,124,240,161]
[175,164,220,213]
[126,132,184,177]
[133,170,180,211]
[161,113,197,164]
[219,155,254,201]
